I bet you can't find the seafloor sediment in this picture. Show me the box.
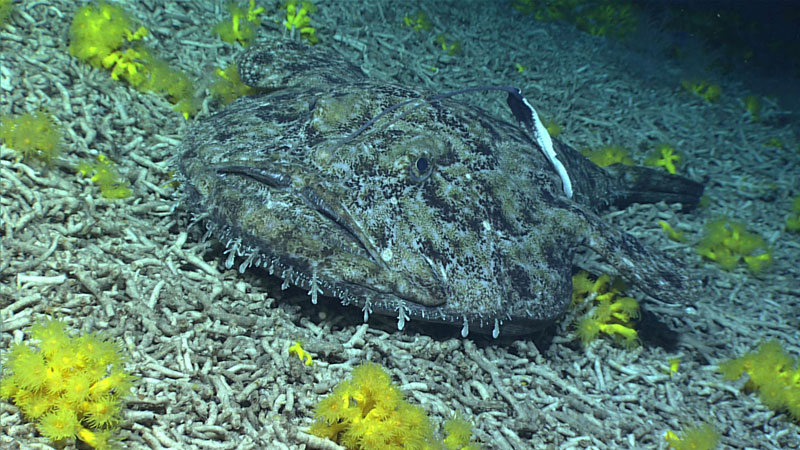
[1,1,798,449]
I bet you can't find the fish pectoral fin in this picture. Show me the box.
[583,220,694,305]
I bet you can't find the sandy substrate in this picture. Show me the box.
[1,1,799,449]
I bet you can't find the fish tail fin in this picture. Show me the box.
[237,40,365,90]
[555,141,704,211]
[602,165,704,210]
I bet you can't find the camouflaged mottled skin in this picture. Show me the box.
[177,40,702,336]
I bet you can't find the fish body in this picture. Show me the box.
[177,40,702,337]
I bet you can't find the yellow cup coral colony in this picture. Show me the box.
[68,2,149,79]
[0,320,134,450]
[0,110,61,163]
[68,1,199,119]
[310,363,480,450]
[786,196,800,232]
[696,218,773,273]
[212,0,265,47]
[664,423,719,450]
[77,154,133,200]
[210,64,257,105]
[571,271,640,348]
[719,341,800,423]
[580,145,634,167]
[681,79,722,103]
[0,0,12,24]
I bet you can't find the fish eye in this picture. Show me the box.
[416,156,429,173]
[409,155,433,182]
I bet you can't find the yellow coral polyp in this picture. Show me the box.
[38,408,80,441]
[82,395,121,428]
[284,0,318,44]
[599,322,638,344]
[43,363,65,393]
[0,0,12,25]
[744,94,761,121]
[19,391,53,419]
[644,145,681,174]
[786,196,800,232]
[9,347,49,391]
[284,2,310,29]
[658,220,687,242]
[576,316,601,345]
[603,295,640,321]
[443,413,480,450]
[288,341,314,366]
[90,371,133,398]
[102,47,149,86]
[78,427,114,450]
[402,11,432,32]
[63,373,94,405]
[32,320,70,356]
[744,252,772,273]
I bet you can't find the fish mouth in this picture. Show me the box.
[209,163,444,308]
[214,163,384,265]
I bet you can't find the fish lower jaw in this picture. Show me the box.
[199,217,551,339]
